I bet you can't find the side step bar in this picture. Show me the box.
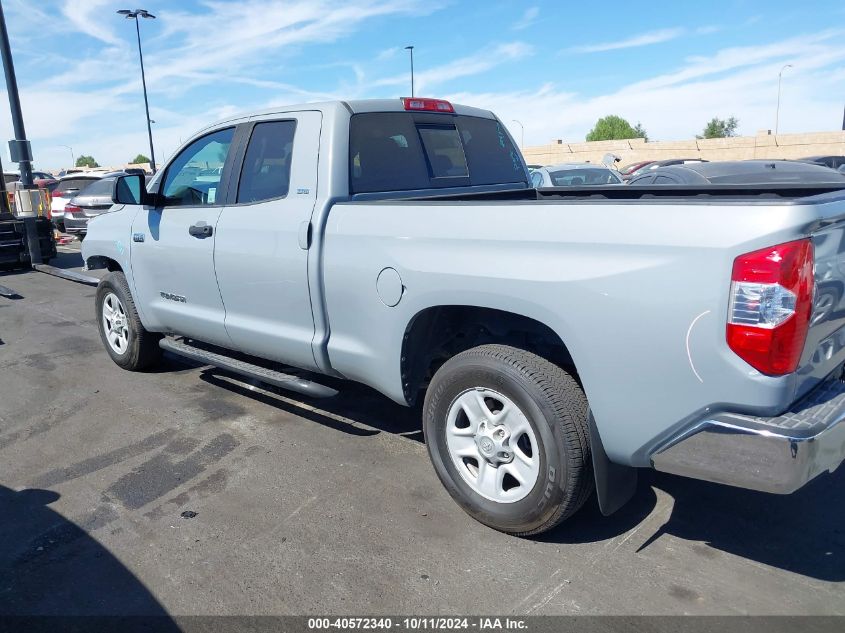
[159,337,339,399]
[33,263,100,286]
[0,282,18,298]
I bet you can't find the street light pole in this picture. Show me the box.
[0,0,41,263]
[404,45,414,97]
[511,119,524,150]
[58,144,74,169]
[118,9,157,173]
[775,63,792,136]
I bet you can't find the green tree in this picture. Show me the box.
[586,115,648,142]
[633,122,649,142]
[131,154,151,164]
[75,155,99,168]
[699,116,739,139]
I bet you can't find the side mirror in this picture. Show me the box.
[112,174,150,205]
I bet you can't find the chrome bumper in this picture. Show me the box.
[651,377,845,494]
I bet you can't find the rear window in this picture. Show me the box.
[349,112,526,194]
[77,178,114,196]
[55,177,98,194]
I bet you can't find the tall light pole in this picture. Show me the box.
[511,119,524,150]
[404,45,414,97]
[775,63,792,136]
[58,144,74,169]
[118,8,157,173]
[0,0,41,263]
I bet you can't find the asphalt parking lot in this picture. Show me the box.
[1,242,845,616]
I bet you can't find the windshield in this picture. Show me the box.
[349,112,527,194]
[547,168,621,186]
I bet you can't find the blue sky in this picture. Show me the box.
[2,0,844,169]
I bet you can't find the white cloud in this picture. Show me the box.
[569,28,686,53]
[371,42,534,94]
[513,7,539,31]
[61,0,122,46]
[444,34,845,145]
[376,47,400,61]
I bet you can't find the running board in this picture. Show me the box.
[0,283,18,298]
[159,337,338,399]
[33,263,100,286]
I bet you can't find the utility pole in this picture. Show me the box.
[0,0,41,263]
[405,45,414,97]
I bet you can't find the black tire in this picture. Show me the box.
[77,233,85,241]
[95,271,161,370]
[423,344,593,536]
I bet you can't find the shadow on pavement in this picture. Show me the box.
[196,365,845,581]
[0,484,177,623]
[541,464,845,582]
[200,369,423,441]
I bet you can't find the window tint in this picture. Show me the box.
[55,177,98,193]
[162,127,234,206]
[237,120,296,203]
[349,113,526,194]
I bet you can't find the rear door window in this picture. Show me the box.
[237,120,297,203]
[350,112,526,194]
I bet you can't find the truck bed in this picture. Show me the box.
[400,182,845,203]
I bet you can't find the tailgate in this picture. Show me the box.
[796,192,845,398]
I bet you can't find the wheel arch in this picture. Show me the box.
[401,303,638,517]
[400,304,576,406]
[85,255,123,272]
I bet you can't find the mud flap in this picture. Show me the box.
[589,412,638,516]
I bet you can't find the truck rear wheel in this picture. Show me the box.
[95,271,161,371]
[423,344,593,535]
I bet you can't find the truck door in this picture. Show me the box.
[214,111,322,371]
[129,126,236,348]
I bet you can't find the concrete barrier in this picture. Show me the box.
[522,130,845,166]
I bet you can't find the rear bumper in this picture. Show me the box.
[651,374,845,494]
[63,216,88,233]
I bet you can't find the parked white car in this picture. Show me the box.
[49,173,102,230]
[530,163,623,187]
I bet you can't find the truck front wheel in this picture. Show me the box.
[95,271,161,371]
[423,344,593,535]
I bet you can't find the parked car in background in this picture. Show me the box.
[628,159,845,186]
[63,172,125,239]
[49,173,102,231]
[530,163,623,187]
[628,158,708,177]
[618,160,655,181]
[801,155,845,170]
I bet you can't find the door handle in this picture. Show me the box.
[188,223,213,238]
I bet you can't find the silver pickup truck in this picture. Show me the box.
[82,97,845,536]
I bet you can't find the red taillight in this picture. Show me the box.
[726,239,814,375]
[64,203,82,215]
[401,97,454,113]
[52,191,65,198]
